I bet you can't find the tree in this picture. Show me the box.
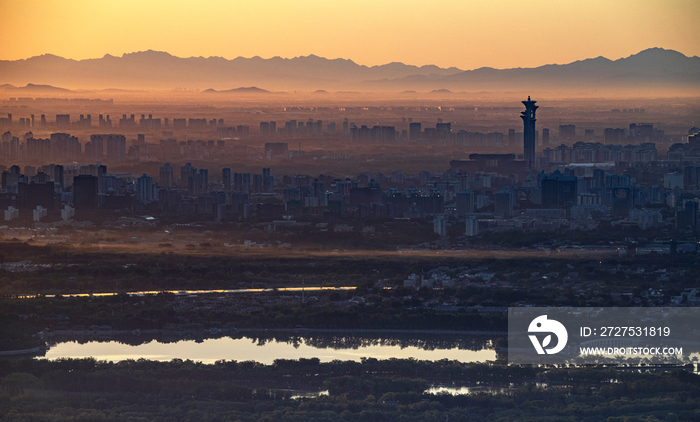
[2,372,38,395]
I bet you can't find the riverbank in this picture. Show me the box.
[41,326,507,338]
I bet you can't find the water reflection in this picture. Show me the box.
[43,332,497,364]
[427,385,507,395]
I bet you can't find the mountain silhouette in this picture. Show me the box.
[202,86,272,94]
[0,48,697,92]
[371,48,700,91]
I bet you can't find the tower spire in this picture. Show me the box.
[521,96,538,170]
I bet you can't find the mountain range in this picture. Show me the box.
[0,48,698,93]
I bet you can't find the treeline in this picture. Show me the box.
[0,358,698,421]
[0,313,42,351]
[0,293,507,333]
[2,240,700,296]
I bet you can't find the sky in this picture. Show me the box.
[1,0,698,70]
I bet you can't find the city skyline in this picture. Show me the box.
[1,0,698,70]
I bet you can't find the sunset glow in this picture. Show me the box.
[1,0,698,69]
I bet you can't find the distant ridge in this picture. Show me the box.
[0,83,70,93]
[202,86,271,94]
[0,47,698,92]
[371,47,700,92]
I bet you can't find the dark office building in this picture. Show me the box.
[222,168,231,192]
[559,124,576,139]
[612,186,635,218]
[409,122,421,140]
[73,175,99,212]
[451,153,525,174]
[265,142,288,159]
[677,200,699,232]
[159,163,174,188]
[263,167,273,192]
[495,190,514,218]
[19,182,56,212]
[349,186,382,207]
[541,175,577,209]
[521,96,538,169]
[604,128,626,144]
[456,190,475,216]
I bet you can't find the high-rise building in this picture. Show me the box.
[465,216,479,237]
[677,200,699,232]
[409,122,421,140]
[541,175,577,209]
[433,215,447,236]
[180,163,193,189]
[242,173,251,194]
[86,135,104,160]
[73,175,99,212]
[265,142,288,160]
[456,190,475,216]
[559,124,576,139]
[50,133,81,162]
[521,96,538,169]
[604,128,626,144]
[9,136,20,161]
[159,163,174,188]
[222,168,231,192]
[106,134,126,162]
[199,169,208,192]
[136,174,154,204]
[495,189,514,218]
[54,165,64,187]
[262,167,273,192]
[26,137,51,162]
[260,121,271,137]
[55,114,70,128]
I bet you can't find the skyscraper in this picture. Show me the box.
[456,190,475,216]
[136,174,154,204]
[409,122,421,141]
[222,168,231,192]
[521,96,538,169]
[105,134,126,162]
[73,175,99,213]
[159,163,174,188]
[495,189,514,218]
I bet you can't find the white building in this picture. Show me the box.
[403,274,420,288]
[4,206,18,221]
[33,206,47,222]
[433,215,447,236]
[465,216,479,237]
[61,205,75,220]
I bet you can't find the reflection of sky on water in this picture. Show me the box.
[45,337,496,364]
[426,386,504,395]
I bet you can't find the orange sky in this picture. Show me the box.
[1,0,698,69]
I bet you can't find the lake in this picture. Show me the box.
[41,332,499,364]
